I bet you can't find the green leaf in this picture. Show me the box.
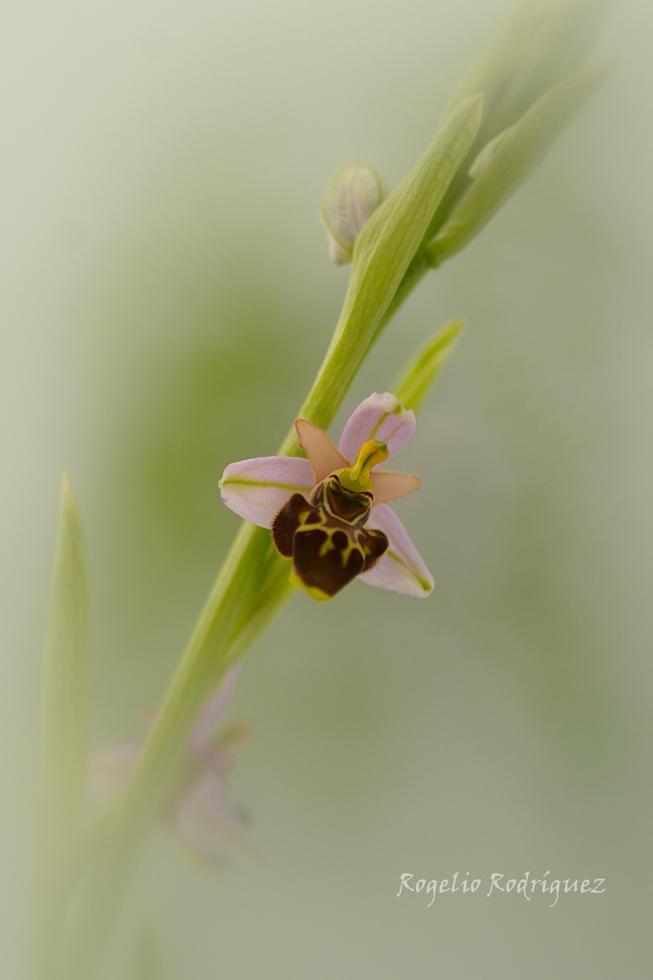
[132,925,160,980]
[430,1,609,243]
[446,0,609,147]
[445,2,541,137]
[297,93,483,433]
[35,473,89,980]
[427,64,609,267]
[393,318,464,413]
[350,94,483,325]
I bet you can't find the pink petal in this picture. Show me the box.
[173,768,251,864]
[191,665,240,756]
[371,470,421,504]
[360,504,433,597]
[295,419,348,481]
[219,456,314,528]
[339,393,416,462]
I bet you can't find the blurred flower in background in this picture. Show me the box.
[89,666,252,863]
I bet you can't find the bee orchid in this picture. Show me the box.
[219,393,434,599]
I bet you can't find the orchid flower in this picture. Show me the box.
[219,392,434,599]
[89,666,250,863]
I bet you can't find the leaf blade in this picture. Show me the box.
[427,64,609,266]
[349,93,484,326]
[393,317,464,413]
[298,93,482,433]
[35,473,89,979]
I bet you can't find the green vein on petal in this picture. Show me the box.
[220,477,311,492]
[386,548,432,592]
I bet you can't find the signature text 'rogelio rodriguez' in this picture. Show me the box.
[396,871,607,909]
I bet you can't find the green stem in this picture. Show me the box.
[67,251,431,977]
[132,244,433,814]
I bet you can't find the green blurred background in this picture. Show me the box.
[2,0,652,976]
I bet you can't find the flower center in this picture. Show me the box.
[339,439,388,492]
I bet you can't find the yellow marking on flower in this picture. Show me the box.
[338,528,365,568]
[340,439,389,492]
[319,534,335,557]
[289,572,332,601]
[298,520,328,533]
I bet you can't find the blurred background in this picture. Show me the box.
[2,0,652,977]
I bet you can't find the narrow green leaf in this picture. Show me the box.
[431,1,609,242]
[446,0,609,146]
[297,94,483,433]
[445,1,541,136]
[351,92,483,293]
[35,473,89,980]
[393,318,464,413]
[132,925,160,980]
[482,0,611,141]
[427,64,609,267]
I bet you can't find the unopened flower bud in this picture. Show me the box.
[468,128,511,180]
[320,163,385,265]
